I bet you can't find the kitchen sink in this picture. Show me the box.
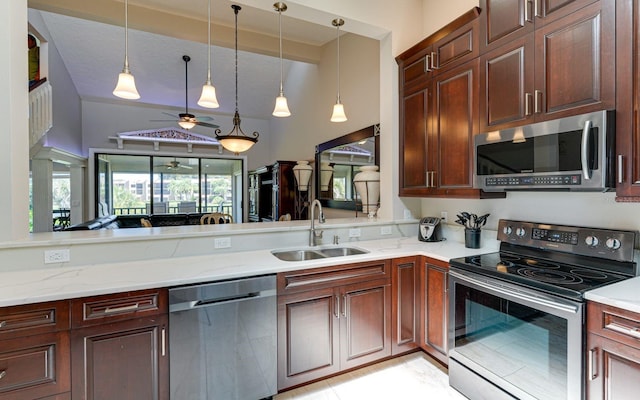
[271,246,369,262]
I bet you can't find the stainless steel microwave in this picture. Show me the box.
[474,110,615,192]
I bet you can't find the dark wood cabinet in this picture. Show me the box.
[70,289,168,400]
[480,0,615,131]
[391,257,418,355]
[419,258,449,365]
[615,0,640,201]
[586,301,640,399]
[400,87,432,194]
[0,301,70,400]
[249,161,300,221]
[277,260,391,390]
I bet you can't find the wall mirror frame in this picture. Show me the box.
[315,124,380,210]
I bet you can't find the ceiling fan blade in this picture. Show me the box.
[195,121,220,129]
[194,116,214,121]
[162,112,180,118]
[149,119,178,122]
[180,165,194,169]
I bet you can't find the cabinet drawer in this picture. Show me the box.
[432,18,479,72]
[587,302,640,349]
[0,331,70,400]
[0,301,69,340]
[71,289,168,328]
[278,260,390,294]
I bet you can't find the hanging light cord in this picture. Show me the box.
[123,0,130,73]
[278,8,284,95]
[184,56,189,114]
[206,0,212,83]
[234,5,239,113]
[336,22,341,103]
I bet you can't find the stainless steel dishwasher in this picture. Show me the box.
[169,274,277,400]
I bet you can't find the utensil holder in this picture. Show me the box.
[465,229,481,249]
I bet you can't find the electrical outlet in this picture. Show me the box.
[349,228,361,238]
[44,249,70,264]
[380,226,392,235]
[440,211,448,223]
[214,237,231,249]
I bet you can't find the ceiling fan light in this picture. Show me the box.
[198,82,220,108]
[178,120,196,130]
[331,102,347,122]
[273,94,291,117]
[113,71,140,100]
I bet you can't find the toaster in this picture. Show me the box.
[418,217,444,242]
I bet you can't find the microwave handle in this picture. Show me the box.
[581,120,592,180]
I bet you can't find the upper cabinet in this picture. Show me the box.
[616,0,640,200]
[480,0,615,132]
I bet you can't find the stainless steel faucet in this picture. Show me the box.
[309,199,325,246]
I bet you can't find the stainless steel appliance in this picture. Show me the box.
[419,217,445,242]
[169,275,277,400]
[448,219,637,400]
[475,110,615,192]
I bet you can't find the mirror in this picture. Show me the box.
[315,124,379,210]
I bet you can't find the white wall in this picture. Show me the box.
[423,0,479,37]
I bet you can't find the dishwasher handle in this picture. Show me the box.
[170,289,276,313]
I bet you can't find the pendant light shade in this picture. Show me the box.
[272,2,291,117]
[330,18,346,122]
[215,5,259,155]
[113,0,140,100]
[197,0,220,108]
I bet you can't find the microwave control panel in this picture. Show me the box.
[484,174,581,187]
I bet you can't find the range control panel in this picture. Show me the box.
[497,219,637,263]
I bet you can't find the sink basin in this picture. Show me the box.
[271,246,369,262]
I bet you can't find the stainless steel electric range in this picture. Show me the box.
[448,219,637,400]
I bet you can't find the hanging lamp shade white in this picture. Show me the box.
[113,0,140,100]
[197,0,220,108]
[272,2,291,117]
[293,161,313,191]
[215,5,259,155]
[330,18,346,122]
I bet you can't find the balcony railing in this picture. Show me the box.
[113,203,232,215]
[29,79,53,147]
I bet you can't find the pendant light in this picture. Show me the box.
[113,0,140,100]
[330,18,347,122]
[215,5,259,154]
[272,2,291,117]
[178,55,196,130]
[197,0,220,108]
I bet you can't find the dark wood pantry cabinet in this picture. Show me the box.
[419,257,449,365]
[391,256,419,355]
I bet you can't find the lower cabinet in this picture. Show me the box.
[420,258,449,365]
[392,256,419,354]
[586,301,640,400]
[277,260,391,390]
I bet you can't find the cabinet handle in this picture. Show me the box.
[0,321,6,329]
[430,171,436,188]
[525,93,532,116]
[588,347,598,380]
[607,323,640,340]
[161,327,166,357]
[430,52,438,70]
[534,90,542,114]
[424,55,432,73]
[534,0,541,17]
[342,295,347,318]
[0,370,6,380]
[334,295,340,319]
[104,303,140,314]
[524,0,532,22]
[425,171,430,188]
[618,154,624,184]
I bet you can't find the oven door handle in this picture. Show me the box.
[581,120,593,180]
[450,270,580,315]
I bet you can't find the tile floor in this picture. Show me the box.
[274,352,468,400]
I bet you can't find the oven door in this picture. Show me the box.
[448,268,584,400]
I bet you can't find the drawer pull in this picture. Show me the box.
[588,348,598,381]
[104,303,140,314]
[608,323,640,340]
[0,321,6,329]
[161,327,166,357]
[0,370,6,380]
[334,295,340,319]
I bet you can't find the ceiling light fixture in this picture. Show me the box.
[197,0,220,108]
[272,2,291,117]
[178,55,197,130]
[330,18,347,123]
[215,5,259,154]
[113,0,140,100]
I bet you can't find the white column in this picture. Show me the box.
[0,0,29,240]
[32,158,53,233]
[70,164,85,224]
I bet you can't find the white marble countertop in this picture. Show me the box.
[0,236,498,307]
[585,276,640,314]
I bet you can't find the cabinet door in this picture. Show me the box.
[586,333,640,400]
[538,0,600,23]
[391,257,418,355]
[340,279,391,370]
[480,35,535,131]
[399,86,433,195]
[71,316,168,400]
[534,0,614,120]
[480,0,534,52]
[277,287,340,390]
[424,262,448,364]
[433,59,479,192]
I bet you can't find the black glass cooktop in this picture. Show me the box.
[450,251,629,301]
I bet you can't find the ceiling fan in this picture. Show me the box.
[161,159,193,170]
[151,55,219,130]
